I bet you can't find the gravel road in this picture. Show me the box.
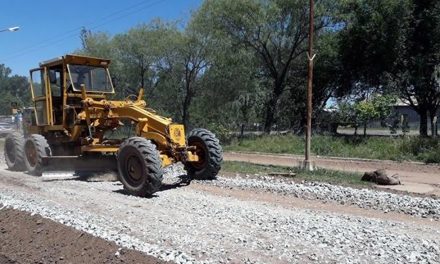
[1,161,440,263]
[224,152,440,196]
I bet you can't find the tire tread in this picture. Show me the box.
[117,137,163,197]
[24,134,51,176]
[185,128,223,180]
[4,133,26,171]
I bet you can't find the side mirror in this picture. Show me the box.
[49,70,57,84]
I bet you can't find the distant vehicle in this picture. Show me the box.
[0,115,16,137]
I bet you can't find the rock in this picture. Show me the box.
[388,174,401,185]
[362,171,376,182]
[362,170,401,185]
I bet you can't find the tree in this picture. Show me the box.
[232,92,261,136]
[187,38,260,133]
[333,95,396,136]
[354,95,396,136]
[194,0,337,133]
[177,28,212,128]
[113,22,165,96]
[397,0,440,137]
[0,64,30,114]
[339,0,440,136]
[77,22,216,128]
[80,28,114,59]
[79,28,124,96]
[75,1,341,134]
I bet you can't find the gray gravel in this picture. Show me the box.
[0,193,195,263]
[194,172,440,220]
[0,163,440,263]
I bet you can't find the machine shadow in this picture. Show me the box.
[112,174,193,199]
[41,170,118,182]
[40,169,193,198]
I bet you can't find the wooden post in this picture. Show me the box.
[303,0,315,171]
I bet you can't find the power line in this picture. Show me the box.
[1,0,167,62]
[4,0,161,59]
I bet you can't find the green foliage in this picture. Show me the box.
[338,0,440,136]
[354,95,396,124]
[338,0,411,89]
[0,64,31,115]
[225,134,440,163]
[79,12,260,131]
[194,0,339,132]
[75,0,346,134]
[331,95,397,135]
[400,137,440,163]
[200,122,233,145]
[75,0,439,140]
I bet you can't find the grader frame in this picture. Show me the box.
[4,54,222,196]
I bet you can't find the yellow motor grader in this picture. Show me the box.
[4,54,222,196]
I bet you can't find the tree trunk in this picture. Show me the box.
[182,102,189,129]
[429,110,437,137]
[419,110,428,137]
[263,95,277,134]
[240,123,245,138]
[363,122,367,137]
[140,74,145,89]
[263,80,284,134]
[182,89,191,128]
[140,61,145,89]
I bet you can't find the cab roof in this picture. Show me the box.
[39,54,111,68]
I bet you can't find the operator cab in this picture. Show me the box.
[29,54,114,128]
[67,64,113,93]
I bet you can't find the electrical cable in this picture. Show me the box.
[1,0,167,62]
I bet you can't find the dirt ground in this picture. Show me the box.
[224,151,440,196]
[0,208,167,264]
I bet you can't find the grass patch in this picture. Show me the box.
[224,135,440,163]
[222,161,370,187]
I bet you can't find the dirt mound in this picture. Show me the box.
[0,207,167,264]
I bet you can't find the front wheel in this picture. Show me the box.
[117,137,163,197]
[185,129,223,180]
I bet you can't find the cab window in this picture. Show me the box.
[31,70,45,97]
[48,68,62,97]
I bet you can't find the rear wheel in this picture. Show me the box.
[24,134,51,176]
[117,137,163,197]
[185,128,222,180]
[4,133,26,171]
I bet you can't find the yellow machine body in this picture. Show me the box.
[25,54,198,167]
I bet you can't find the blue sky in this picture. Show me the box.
[0,0,202,76]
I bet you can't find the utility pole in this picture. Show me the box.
[303,0,315,171]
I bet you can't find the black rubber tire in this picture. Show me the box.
[24,134,52,176]
[117,137,163,197]
[4,133,26,171]
[184,128,223,180]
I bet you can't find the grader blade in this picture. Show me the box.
[42,156,118,173]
